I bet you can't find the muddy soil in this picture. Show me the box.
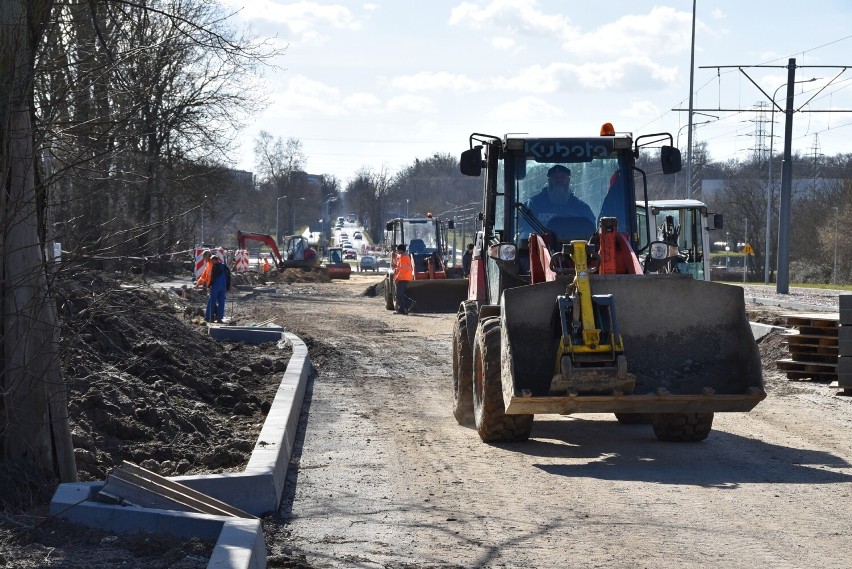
[1,274,850,568]
[0,269,293,568]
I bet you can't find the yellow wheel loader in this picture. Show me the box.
[452,125,765,443]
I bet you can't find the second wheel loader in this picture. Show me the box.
[452,124,765,443]
[383,214,468,313]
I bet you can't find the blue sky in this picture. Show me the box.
[222,1,852,184]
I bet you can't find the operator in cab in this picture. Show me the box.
[527,165,595,226]
[520,165,596,243]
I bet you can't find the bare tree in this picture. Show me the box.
[1,0,76,480]
[254,132,307,241]
[1,0,275,480]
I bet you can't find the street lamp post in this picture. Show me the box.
[743,218,748,283]
[725,232,730,269]
[200,195,207,245]
[674,115,717,198]
[406,199,409,218]
[833,207,839,284]
[765,77,819,283]
[291,197,305,235]
[276,196,287,246]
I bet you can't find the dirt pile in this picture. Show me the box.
[53,270,291,481]
[0,269,301,567]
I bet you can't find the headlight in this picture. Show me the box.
[488,243,516,261]
[649,242,669,260]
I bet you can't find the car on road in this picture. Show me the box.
[344,249,357,260]
[353,231,362,240]
[359,255,378,272]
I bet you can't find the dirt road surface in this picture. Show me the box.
[228,276,852,568]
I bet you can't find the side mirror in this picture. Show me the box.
[447,220,455,230]
[712,213,723,230]
[660,146,682,175]
[386,221,393,231]
[460,146,483,176]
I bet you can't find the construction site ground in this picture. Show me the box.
[1,271,851,568]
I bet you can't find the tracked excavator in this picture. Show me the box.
[451,124,765,443]
[383,214,468,313]
[236,231,318,270]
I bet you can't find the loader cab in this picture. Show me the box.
[385,215,450,274]
[635,199,722,281]
[464,133,641,303]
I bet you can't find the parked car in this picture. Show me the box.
[359,255,378,272]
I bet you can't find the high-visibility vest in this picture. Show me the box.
[395,254,413,282]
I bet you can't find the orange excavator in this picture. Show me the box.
[236,231,318,270]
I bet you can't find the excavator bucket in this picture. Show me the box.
[500,274,765,415]
[405,279,470,313]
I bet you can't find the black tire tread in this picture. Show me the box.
[473,317,533,442]
[651,412,714,442]
[451,301,478,426]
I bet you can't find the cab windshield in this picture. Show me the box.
[512,139,632,244]
[401,219,439,255]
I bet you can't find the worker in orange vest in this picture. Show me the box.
[195,250,213,288]
[394,244,415,315]
[262,256,271,273]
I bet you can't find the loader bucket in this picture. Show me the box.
[500,274,765,415]
[326,263,351,279]
[405,278,469,313]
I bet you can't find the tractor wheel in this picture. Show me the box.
[472,317,533,442]
[651,412,714,442]
[452,301,479,426]
[384,275,395,310]
[614,413,652,425]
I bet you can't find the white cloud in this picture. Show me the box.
[491,58,678,93]
[620,100,660,119]
[362,3,380,12]
[343,92,382,111]
[221,0,362,45]
[386,95,436,113]
[271,75,343,117]
[561,6,692,58]
[491,64,566,93]
[449,0,577,40]
[490,36,516,50]
[391,72,480,92]
[488,96,568,121]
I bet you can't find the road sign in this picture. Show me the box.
[742,243,754,255]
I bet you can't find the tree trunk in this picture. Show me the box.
[1,0,76,481]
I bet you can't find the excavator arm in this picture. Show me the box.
[236,231,284,268]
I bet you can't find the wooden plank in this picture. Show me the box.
[776,359,837,372]
[784,335,838,347]
[97,461,256,518]
[783,313,839,323]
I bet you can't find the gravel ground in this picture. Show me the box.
[0,274,846,568]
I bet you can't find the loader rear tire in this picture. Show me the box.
[473,317,533,442]
[452,301,478,426]
[651,412,714,442]
[384,275,395,310]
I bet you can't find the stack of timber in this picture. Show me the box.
[832,295,852,393]
[776,312,839,381]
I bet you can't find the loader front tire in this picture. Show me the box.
[384,275,395,310]
[452,301,478,426]
[651,412,714,442]
[472,317,533,442]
